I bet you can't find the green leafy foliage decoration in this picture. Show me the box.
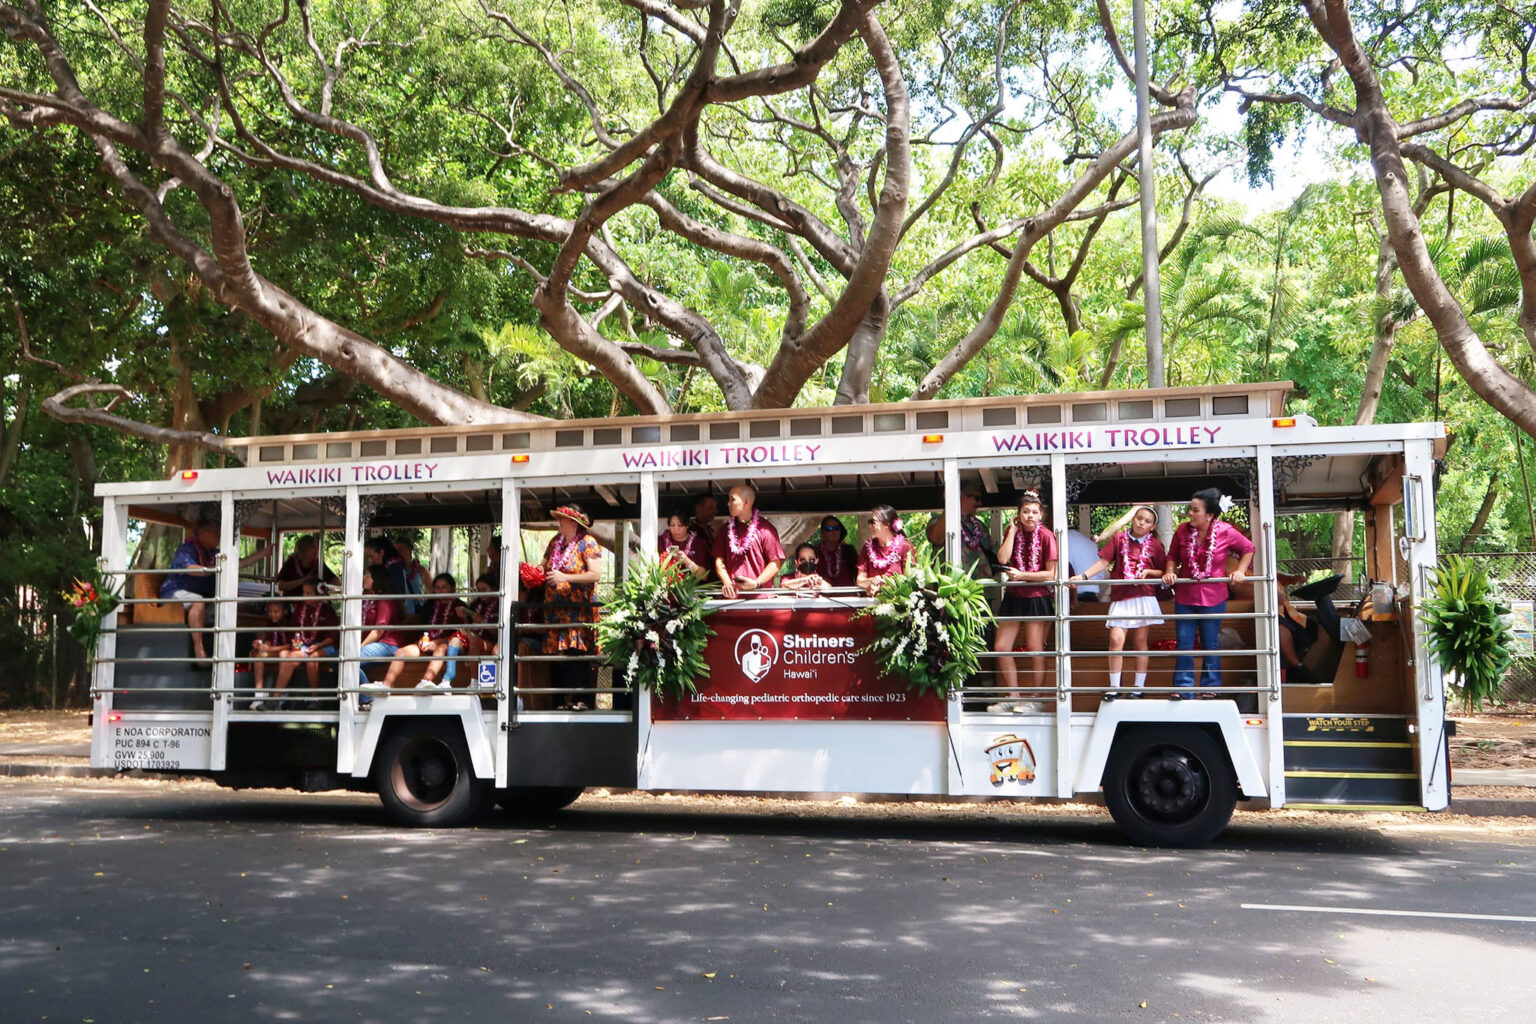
[596,556,716,700]
[857,553,994,699]
[1421,556,1517,713]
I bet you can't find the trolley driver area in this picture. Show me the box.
[88,382,1449,845]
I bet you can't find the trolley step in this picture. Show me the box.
[1282,713,1411,743]
[1283,770,1420,805]
[1282,740,1414,773]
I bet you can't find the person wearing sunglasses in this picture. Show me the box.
[812,516,859,589]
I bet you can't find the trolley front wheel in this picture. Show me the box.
[375,722,492,827]
[1103,726,1237,847]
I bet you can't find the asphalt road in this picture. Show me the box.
[2,778,1534,1023]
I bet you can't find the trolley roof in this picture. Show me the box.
[98,381,1446,526]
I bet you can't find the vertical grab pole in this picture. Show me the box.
[209,491,236,770]
[1405,439,1448,810]
[91,497,128,769]
[636,472,658,784]
[497,477,519,789]
[336,486,363,775]
[942,458,963,796]
[1051,454,1072,798]
[1254,445,1284,807]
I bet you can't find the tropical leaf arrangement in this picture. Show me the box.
[858,554,995,699]
[596,556,716,700]
[1421,555,1517,713]
[61,568,122,663]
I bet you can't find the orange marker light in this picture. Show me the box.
[180,470,198,481]
[1245,718,1265,726]
[922,434,944,444]
[511,454,531,464]
[1272,417,1297,428]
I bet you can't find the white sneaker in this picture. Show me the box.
[360,681,389,692]
[986,701,1017,713]
[248,700,267,711]
[1011,700,1045,714]
[416,680,437,690]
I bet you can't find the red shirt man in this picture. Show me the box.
[712,485,785,599]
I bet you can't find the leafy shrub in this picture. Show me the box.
[596,556,715,700]
[1422,555,1517,713]
[858,553,995,699]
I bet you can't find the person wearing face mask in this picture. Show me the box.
[782,543,828,594]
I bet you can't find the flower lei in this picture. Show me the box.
[660,529,699,563]
[726,510,764,557]
[818,540,845,580]
[547,530,586,573]
[1009,523,1044,572]
[293,601,328,645]
[960,515,988,554]
[1185,523,1220,581]
[862,534,911,576]
[1119,530,1153,581]
[361,598,377,624]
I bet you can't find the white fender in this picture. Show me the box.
[1073,700,1267,798]
[351,695,496,780]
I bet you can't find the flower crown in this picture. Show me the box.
[552,505,590,529]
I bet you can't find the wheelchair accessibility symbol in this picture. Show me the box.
[478,662,498,686]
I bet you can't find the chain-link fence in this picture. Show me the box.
[1456,552,1536,702]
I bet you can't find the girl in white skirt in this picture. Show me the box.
[1069,505,1167,697]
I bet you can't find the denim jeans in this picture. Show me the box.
[358,640,399,687]
[441,643,463,683]
[1172,600,1225,688]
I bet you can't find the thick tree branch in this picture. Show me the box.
[1301,0,1536,438]
[41,382,237,456]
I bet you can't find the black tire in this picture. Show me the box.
[375,721,491,827]
[496,786,585,817]
[1103,726,1237,847]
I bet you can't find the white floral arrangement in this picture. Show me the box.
[596,556,715,699]
[858,553,994,698]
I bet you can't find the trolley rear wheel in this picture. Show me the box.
[375,722,491,827]
[1103,726,1236,847]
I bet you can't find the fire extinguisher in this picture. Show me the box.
[1355,638,1370,678]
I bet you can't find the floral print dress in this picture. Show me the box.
[542,532,602,654]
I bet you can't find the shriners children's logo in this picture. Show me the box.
[986,734,1037,786]
[734,629,779,684]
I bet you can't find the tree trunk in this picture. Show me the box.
[0,380,29,488]
[833,293,889,405]
[1457,472,1500,553]
[1307,0,1536,441]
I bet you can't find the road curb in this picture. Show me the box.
[5,760,1536,818]
[0,763,153,780]
[1448,798,1536,818]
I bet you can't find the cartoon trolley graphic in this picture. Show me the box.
[986,734,1037,787]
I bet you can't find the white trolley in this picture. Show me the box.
[89,381,1449,845]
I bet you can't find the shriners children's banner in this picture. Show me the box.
[650,607,947,722]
